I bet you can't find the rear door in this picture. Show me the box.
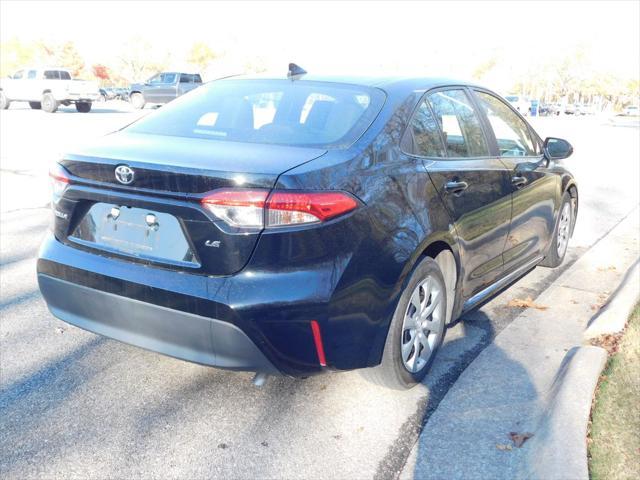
[406,88,512,299]
[471,89,557,272]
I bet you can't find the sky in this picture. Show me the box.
[1,0,639,85]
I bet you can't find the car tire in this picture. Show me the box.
[42,93,58,113]
[29,102,42,110]
[130,92,145,110]
[75,102,92,113]
[0,91,9,110]
[362,256,447,389]
[540,192,573,268]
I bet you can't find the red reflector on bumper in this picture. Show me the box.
[310,320,327,367]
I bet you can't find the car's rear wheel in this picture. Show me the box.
[0,91,9,110]
[75,102,92,113]
[363,256,447,389]
[29,102,42,110]
[42,93,58,113]
[130,92,145,109]
[540,192,573,268]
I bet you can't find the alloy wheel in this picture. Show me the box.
[400,275,445,373]
[556,202,571,257]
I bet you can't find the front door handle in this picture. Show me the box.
[511,175,528,187]
[444,180,469,195]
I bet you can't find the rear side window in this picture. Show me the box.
[44,70,60,80]
[193,74,202,83]
[59,71,71,80]
[401,100,445,157]
[180,74,192,83]
[128,79,386,149]
[474,91,538,156]
[427,89,490,158]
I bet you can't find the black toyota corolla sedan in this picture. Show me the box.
[37,68,577,389]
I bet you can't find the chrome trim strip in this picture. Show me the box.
[462,255,544,312]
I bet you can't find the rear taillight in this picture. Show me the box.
[201,189,358,228]
[49,163,70,203]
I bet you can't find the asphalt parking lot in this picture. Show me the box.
[1,102,639,478]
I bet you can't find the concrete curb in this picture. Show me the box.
[584,259,640,339]
[399,207,639,480]
[521,346,607,480]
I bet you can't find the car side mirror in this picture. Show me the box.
[543,137,573,160]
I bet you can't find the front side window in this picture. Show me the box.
[427,89,489,157]
[401,99,445,157]
[161,73,177,84]
[27,70,37,79]
[475,91,537,156]
[128,79,385,148]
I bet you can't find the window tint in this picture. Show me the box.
[401,100,445,157]
[427,90,489,157]
[180,73,192,83]
[193,74,202,83]
[44,70,60,80]
[128,80,385,148]
[161,73,177,84]
[59,70,71,80]
[475,91,537,156]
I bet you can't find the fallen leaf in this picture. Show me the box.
[55,327,65,334]
[507,297,548,310]
[570,300,579,304]
[509,431,534,448]
[597,266,616,272]
[261,441,269,447]
[496,444,512,451]
[217,443,228,449]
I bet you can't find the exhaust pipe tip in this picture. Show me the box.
[252,372,269,387]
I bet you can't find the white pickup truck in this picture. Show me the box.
[0,67,99,113]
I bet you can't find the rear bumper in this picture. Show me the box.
[38,273,278,373]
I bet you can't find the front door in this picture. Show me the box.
[409,88,512,299]
[471,89,558,273]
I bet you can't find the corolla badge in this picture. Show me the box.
[114,165,135,185]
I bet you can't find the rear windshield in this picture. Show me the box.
[127,79,386,148]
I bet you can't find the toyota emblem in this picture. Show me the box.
[115,165,135,185]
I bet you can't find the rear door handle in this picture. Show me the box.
[511,175,528,187]
[443,180,469,195]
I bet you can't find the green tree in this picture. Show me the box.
[187,41,218,73]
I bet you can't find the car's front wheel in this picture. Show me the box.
[540,192,574,268]
[363,256,447,389]
[0,91,10,110]
[41,93,58,113]
[75,102,92,113]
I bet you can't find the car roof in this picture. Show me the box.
[217,72,486,96]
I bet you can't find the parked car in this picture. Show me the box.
[129,72,202,109]
[37,72,578,389]
[98,88,119,102]
[576,104,595,115]
[505,95,531,116]
[0,67,99,112]
[622,105,639,116]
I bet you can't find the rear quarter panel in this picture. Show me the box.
[267,91,458,369]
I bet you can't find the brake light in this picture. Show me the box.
[201,189,358,228]
[49,163,70,203]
